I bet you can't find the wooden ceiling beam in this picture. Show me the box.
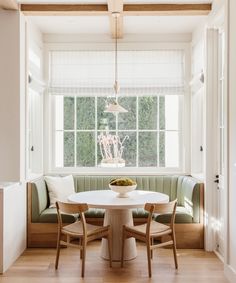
[123,4,212,16]
[20,4,108,16]
[107,0,123,39]
[0,0,18,10]
[20,3,212,16]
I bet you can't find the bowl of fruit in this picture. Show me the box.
[109,178,137,198]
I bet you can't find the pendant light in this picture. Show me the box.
[104,12,128,114]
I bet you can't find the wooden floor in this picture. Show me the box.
[0,241,229,283]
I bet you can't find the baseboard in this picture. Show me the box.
[214,250,224,262]
[225,264,236,283]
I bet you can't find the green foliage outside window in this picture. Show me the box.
[138,97,157,130]
[139,132,157,167]
[159,96,166,165]
[64,97,74,130]
[77,97,95,130]
[118,97,136,130]
[64,132,74,166]
[77,132,95,166]
[62,95,173,167]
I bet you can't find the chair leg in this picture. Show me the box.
[79,238,83,259]
[146,239,152,278]
[108,230,113,267]
[151,237,154,259]
[55,231,61,269]
[172,232,178,269]
[121,227,125,268]
[81,239,87,277]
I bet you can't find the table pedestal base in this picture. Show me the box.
[101,209,137,262]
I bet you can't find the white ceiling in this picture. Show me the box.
[21,0,212,34]
[28,14,207,34]
[124,16,207,34]
[28,16,110,34]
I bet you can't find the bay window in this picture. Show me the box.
[48,49,186,171]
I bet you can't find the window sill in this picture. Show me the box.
[46,167,188,176]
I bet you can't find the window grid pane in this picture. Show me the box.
[118,131,137,167]
[138,132,157,167]
[64,132,75,166]
[64,97,74,130]
[77,97,95,130]
[118,97,137,130]
[55,95,180,169]
[76,131,95,167]
[138,96,157,130]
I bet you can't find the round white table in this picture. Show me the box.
[68,190,169,261]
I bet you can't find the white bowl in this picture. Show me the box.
[109,184,137,198]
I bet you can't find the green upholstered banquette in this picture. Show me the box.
[27,175,204,248]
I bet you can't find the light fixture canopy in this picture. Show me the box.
[104,12,128,114]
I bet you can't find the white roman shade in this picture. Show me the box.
[48,50,185,96]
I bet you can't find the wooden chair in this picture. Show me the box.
[55,201,112,277]
[121,199,178,277]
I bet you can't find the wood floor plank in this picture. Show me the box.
[0,241,229,283]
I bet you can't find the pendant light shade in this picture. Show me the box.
[104,101,128,113]
[104,12,128,114]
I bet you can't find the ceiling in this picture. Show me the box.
[27,15,208,34]
[18,0,213,35]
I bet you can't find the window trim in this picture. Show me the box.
[44,42,191,174]
[52,95,182,169]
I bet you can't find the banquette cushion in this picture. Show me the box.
[30,175,202,225]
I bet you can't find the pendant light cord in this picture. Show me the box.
[114,13,118,96]
[115,14,118,84]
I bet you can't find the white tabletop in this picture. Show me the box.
[68,190,169,209]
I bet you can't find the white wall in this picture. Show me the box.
[26,19,44,179]
[0,183,26,273]
[0,10,26,182]
[0,10,27,272]
[190,36,205,176]
[225,0,236,281]
[190,0,226,254]
[190,2,236,282]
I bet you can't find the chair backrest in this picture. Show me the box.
[145,200,177,236]
[56,201,88,235]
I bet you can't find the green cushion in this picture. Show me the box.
[85,208,105,218]
[34,206,192,224]
[31,178,49,222]
[38,208,78,223]
[30,175,203,224]
[132,206,193,223]
[177,176,201,223]
[132,208,149,218]
[74,176,179,202]
[155,206,193,223]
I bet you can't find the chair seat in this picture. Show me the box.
[55,201,112,277]
[125,221,171,237]
[121,200,178,277]
[62,221,109,237]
